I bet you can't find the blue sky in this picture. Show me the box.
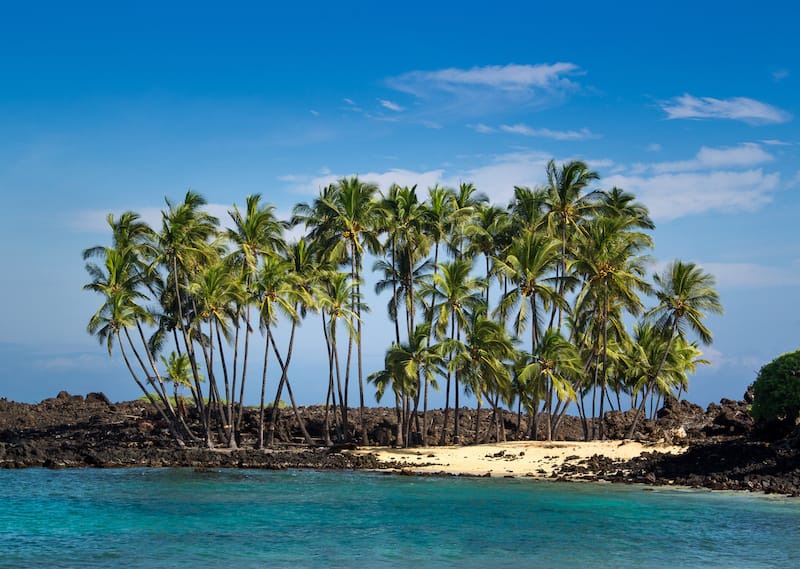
[1,1,798,407]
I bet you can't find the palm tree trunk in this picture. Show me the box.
[440,370,451,446]
[266,319,302,446]
[214,319,237,449]
[257,325,271,449]
[236,306,251,433]
[474,397,482,444]
[331,318,347,438]
[118,333,185,446]
[355,256,369,445]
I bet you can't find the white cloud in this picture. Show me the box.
[456,152,552,204]
[605,169,779,221]
[646,143,662,152]
[296,151,553,207]
[286,141,780,223]
[660,93,791,125]
[698,262,800,289]
[306,168,446,199]
[343,98,356,105]
[378,99,404,112]
[310,109,320,116]
[761,139,791,146]
[636,143,773,175]
[697,347,762,373]
[499,124,598,140]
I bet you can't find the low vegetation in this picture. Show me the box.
[751,349,800,435]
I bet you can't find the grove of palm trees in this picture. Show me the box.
[83,159,723,448]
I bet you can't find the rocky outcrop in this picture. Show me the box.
[3,389,800,495]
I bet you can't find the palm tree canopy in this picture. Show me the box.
[648,261,723,345]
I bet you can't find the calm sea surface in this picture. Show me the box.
[0,468,798,568]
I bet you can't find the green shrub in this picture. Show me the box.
[751,349,800,425]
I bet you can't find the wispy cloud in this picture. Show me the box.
[631,143,773,175]
[660,93,791,125]
[498,124,598,140]
[34,353,108,371]
[342,98,362,112]
[386,63,583,118]
[646,143,662,152]
[468,123,496,133]
[378,99,404,112]
[772,69,789,81]
[390,63,582,93]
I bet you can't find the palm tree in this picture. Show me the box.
[157,191,220,442]
[377,184,430,344]
[316,271,362,440]
[85,246,185,444]
[225,195,287,434]
[508,186,547,234]
[420,185,455,433]
[598,187,655,231]
[294,177,382,444]
[448,314,515,443]
[519,329,581,440]
[623,322,709,420]
[465,204,510,309]
[627,261,723,437]
[494,232,562,353]
[420,259,485,442]
[572,216,652,438]
[161,350,200,429]
[541,159,600,330]
[254,253,302,447]
[369,323,444,446]
[447,182,487,260]
[189,260,245,447]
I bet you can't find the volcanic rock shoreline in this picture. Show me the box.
[1,391,799,496]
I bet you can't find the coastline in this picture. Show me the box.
[1,392,799,496]
[352,440,687,479]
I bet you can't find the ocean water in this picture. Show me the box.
[1,468,798,568]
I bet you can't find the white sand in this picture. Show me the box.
[352,440,686,478]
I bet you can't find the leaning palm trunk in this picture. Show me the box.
[257,324,272,449]
[214,319,237,449]
[173,261,209,439]
[118,333,185,446]
[266,323,314,446]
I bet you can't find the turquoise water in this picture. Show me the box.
[1,469,799,568]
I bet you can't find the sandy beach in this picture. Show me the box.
[354,440,688,478]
